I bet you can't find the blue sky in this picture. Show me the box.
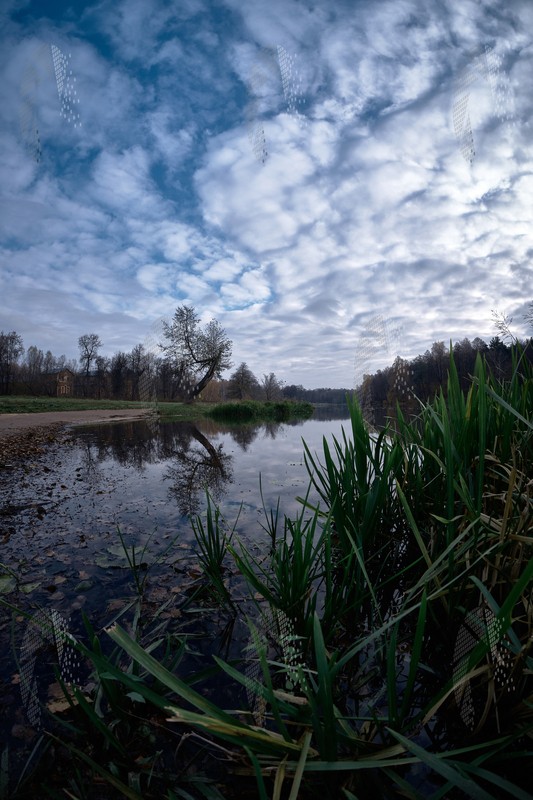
[1,0,532,389]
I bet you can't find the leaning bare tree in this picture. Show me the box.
[160,306,232,402]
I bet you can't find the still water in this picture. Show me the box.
[0,408,352,717]
[2,409,352,557]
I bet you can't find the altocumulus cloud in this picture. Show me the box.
[0,0,532,388]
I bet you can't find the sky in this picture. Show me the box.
[1,0,532,389]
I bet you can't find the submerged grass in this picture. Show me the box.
[2,347,533,798]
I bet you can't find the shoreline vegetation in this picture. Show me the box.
[206,399,314,422]
[0,396,315,423]
[1,346,532,798]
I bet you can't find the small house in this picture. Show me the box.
[43,369,75,397]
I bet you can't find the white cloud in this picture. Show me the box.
[1,0,533,387]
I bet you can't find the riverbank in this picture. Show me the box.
[0,409,155,465]
[0,399,315,445]
[0,396,205,417]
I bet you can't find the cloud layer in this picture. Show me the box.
[1,0,532,387]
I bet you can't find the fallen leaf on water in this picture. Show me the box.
[161,608,182,619]
[95,556,123,569]
[187,568,202,579]
[0,575,16,594]
[20,581,41,594]
[75,580,93,592]
[106,598,127,613]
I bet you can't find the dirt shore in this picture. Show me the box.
[0,408,152,437]
[0,409,152,464]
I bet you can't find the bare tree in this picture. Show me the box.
[157,358,174,401]
[262,372,284,400]
[0,331,24,394]
[228,362,260,400]
[111,351,128,399]
[94,355,110,400]
[164,424,233,515]
[23,345,44,393]
[161,306,232,402]
[128,343,149,401]
[78,334,102,378]
[78,333,102,395]
[43,350,56,375]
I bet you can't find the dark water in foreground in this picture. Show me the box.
[0,408,351,734]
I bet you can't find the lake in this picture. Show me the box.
[0,407,353,734]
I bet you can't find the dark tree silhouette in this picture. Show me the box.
[78,333,102,377]
[227,362,260,399]
[262,372,284,400]
[111,351,128,399]
[0,331,24,394]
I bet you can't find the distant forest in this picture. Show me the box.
[350,336,533,418]
[281,336,533,413]
[1,328,532,410]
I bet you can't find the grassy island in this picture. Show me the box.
[206,399,315,422]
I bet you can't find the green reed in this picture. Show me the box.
[191,493,239,605]
[228,496,327,641]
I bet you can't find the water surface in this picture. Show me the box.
[0,410,352,706]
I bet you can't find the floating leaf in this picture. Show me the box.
[0,575,16,594]
[95,556,123,569]
[107,545,130,558]
[75,580,93,591]
[20,581,41,594]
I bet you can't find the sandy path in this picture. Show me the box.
[0,408,152,438]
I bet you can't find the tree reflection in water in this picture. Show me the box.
[163,423,233,516]
[75,417,309,517]
[227,424,260,451]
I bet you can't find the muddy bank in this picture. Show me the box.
[0,409,152,437]
[0,410,151,465]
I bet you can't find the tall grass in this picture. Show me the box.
[191,493,239,605]
[5,347,533,798]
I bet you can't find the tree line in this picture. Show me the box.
[2,305,532,405]
[356,335,533,417]
[0,307,285,402]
